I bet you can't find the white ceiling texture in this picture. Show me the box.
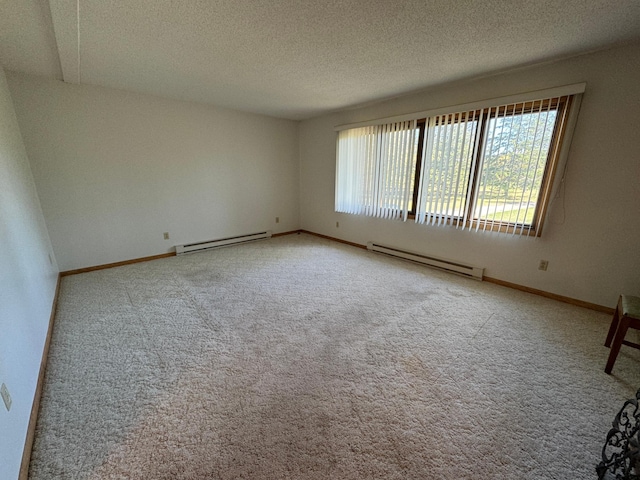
[1,1,640,120]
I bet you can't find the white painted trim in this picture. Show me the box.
[49,0,81,84]
[334,83,587,131]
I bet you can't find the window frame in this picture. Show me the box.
[404,96,573,236]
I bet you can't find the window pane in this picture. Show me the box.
[377,125,420,213]
[417,113,478,224]
[473,107,557,227]
[335,121,418,219]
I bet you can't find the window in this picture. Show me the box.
[336,90,579,236]
[335,120,418,220]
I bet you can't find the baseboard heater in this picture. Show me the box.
[175,231,272,255]
[367,242,484,280]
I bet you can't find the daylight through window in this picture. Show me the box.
[335,92,578,236]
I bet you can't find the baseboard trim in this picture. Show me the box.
[299,230,367,250]
[299,229,613,314]
[483,276,614,314]
[61,252,176,276]
[59,232,616,312]
[272,230,301,238]
[61,233,303,276]
[20,273,62,480]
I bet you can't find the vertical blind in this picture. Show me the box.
[415,96,569,235]
[335,120,418,220]
[471,99,563,235]
[335,93,573,236]
[415,111,481,227]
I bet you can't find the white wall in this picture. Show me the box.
[5,43,640,308]
[0,67,58,480]
[299,43,640,308]
[7,73,300,271]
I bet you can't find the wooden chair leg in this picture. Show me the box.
[605,316,630,374]
[605,301,622,348]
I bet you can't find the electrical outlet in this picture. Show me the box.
[538,260,549,271]
[163,232,170,240]
[275,217,280,224]
[1,383,12,411]
[336,221,339,228]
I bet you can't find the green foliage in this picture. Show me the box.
[420,109,556,223]
[479,110,556,200]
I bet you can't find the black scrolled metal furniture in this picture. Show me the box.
[597,389,640,479]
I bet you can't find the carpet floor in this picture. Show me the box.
[29,233,640,479]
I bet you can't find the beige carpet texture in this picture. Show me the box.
[29,233,640,479]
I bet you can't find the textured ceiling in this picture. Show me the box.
[1,1,640,120]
